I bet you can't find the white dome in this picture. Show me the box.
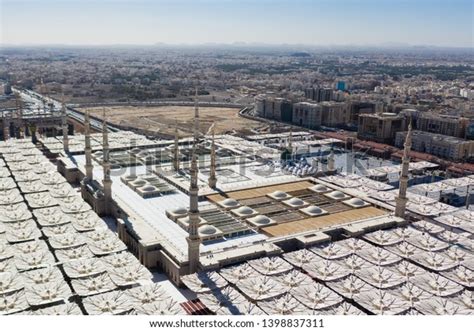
[221,199,239,207]
[141,185,157,192]
[199,225,217,235]
[171,207,187,215]
[305,206,324,214]
[312,184,329,192]
[348,198,365,206]
[328,190,345,199]
[272,191,287,198]
[131,179,147,186]
[252,215,272,225]
[235,206,254,215]
[287,198,305,206]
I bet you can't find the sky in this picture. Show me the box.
[0,0,472,47]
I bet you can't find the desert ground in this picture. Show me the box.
[83,105,264,137]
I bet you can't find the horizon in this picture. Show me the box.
[1,0,473,48]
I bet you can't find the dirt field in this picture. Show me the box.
[83,105,264,137]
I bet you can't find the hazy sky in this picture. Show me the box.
[1,0,472,47]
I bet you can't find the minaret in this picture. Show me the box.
[328,147,335,172]
[102,109,112,208]
[288,128,293,153]
[193,87,199,144]
[84,110,93,181]
[173,120,180,172]
[186,142,200,273]
[208,122,217,189]
[61,96,69,153]
[395,121,412,218]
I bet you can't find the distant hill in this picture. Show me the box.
[290,52,311,57]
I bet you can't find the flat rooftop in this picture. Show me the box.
[262,206,387,237]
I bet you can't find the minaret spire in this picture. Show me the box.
[61,94,69,153]
[395,120,412,218]
[173,119,180,172]
[208,122,217,189]
[186,139,200,274]
[328,146,335,172]
[102,108,112,208]
[84,109,93,181]
[193,87,199,144]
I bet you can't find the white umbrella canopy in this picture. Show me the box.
[218,263,259,285]
[274,270,314,292]
[291,282,343,310]
[0,271,24,295]
[282,249,319,268]
[326,275,375,300]
[100,252,139,269]
[416,297,465,315]
[48,233,86,250]
[320,301,366,315]
[5,224,42,244]
[82,290,133,315]
[385,242,425,260]
[339,238,372,254]
[0,257,15,273]
[303,259,351,282]
[24,281,72,307]
[389,261,426,280]
[363,230,402,246]
[71,273,117,297]
[14,250,56,271]
[356,290,408,315]
[88,237,127,256]
[21,267,64,287]
[33,207,71,227]
[0,290,29,315]
[181,271,228,294]
[411,273,463,297]
[258,293,313,315]
[124,284,170,307]
[54,245,94,263]
[451,209,474,222]
[310,242,351,260]
[336,255,373,275]
[71,212,107,232]
[406,234,449,252]
[247,256,293,276]
[452,290,474,313]
[63,257,106,279]
[41,224,77,238]
[410,221,445,235]
[30,303,82,315]
[356,265,406,289]
[0,240,13,261]
[356,246,402,266]
[198,286,248,315]
[108,264,153,287]
[412,251,458,272]
[24,192,58,209]
[441,266,473,288]
[134,298,185,315]
[236,275,285,301]
[389,283,433,309]
[11,240,49,254]
[442,246,473,267]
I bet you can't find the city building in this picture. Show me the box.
[255,95,292,122]
[416,113,470,139]
[358,113,406,144]
[305,87,333,102]
[395,130,474,161]
[292,102,322,128]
